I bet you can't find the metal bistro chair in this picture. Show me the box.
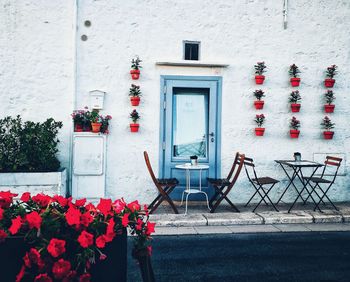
[207,153,245,213]
[143,151,179,214]
[244,157,279,212]
[303,156,343,212]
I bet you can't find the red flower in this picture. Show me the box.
[32,194,51,208]
[62,271,77,282]
[26,211,42,229]
[47,238,66,258]
[96,235,106,249]
[20,192,31,203]
[78,231,94,248]
[105,218,115,242]
[97,198,112,216]
[24,248,44,269]
[80,211,93,227]
[79,273,91,282]
[127,200,141,212]
[0,207,3,220]
[53,195,68,207]
[75,198,86,207]
[122,213,129,227]
[34,273,53,282]
[136,218,143,231]
[65,206,81,226]
[9,216,22,235]
[52,259,71,280]
[85,203,96,212]
[0,229,7,242]
[0,191,17,208]
[15,265,25,282]
[113,199,126,213]
[100,253,107,260]
[146,222,156,235]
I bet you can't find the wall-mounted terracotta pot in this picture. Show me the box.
[290,78,301,87]
[291,103,301,113]
[130,69,140,80]
[324,79,335,88]
[255,128,265,136]
[324,104,335,113]
[254,100,264,110]
[290,130,300,138]
[255,75,265,85]
[130,97,140,106]
[130,123,140,132]
[323,131,334,140]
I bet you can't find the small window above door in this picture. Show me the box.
[183,41,200,61]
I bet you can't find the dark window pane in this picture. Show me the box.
[184,43,199,60]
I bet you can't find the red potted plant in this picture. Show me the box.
[289,64,301,87]
[90,109,102,133]
[324,90,335,113]
[129,84,142,106]
[254,114,265,136]
[321,116,335,140]
[289,90,302,112]
[253,89,265,109]
[324,65,338,88]
[130,56,142,80]
[100,115,112,134]
[71,107,91,132]
[290,116,300,138]
[130,109,140,132]
[254,62,266,84]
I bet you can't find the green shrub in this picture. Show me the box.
[0,116,63,172]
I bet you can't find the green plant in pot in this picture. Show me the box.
[130,56,142,80]
[321,116,335,140]
[130,109,140,132]
[254,114,266,136]
[100,115,112,134]
[324,90,335,113]
[289,116,300,138]
[289,90,302,112]
[253,89,265,109]
[90,109,102,133]
[129,84,142,106]
[254,62,267,84]
[324,65,338,88]
[289,64,301,87]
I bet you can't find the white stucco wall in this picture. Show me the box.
[1,0,350,204]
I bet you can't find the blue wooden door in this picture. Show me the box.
[160,76,221,199]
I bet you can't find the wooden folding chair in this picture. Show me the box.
[303,156,342,212]
[244,157,279,212]
[143,151,179,214]
[207,153,245,213]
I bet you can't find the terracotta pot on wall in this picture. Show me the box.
[130,69,140,80]
[255,128,265,136]
[130,97,140,106]
[254,100,264,110]
[291,103,301,113]
[324,79,335,88]
[324,104,335,113]
[91,122,102,133]
[255,75,265,85]
[130,123,140,132]
[74,124,83,132]
[290,130,300,138]
[323,131,334,140]
[290,78,301,87]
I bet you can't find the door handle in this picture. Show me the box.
[209,132,215,137]
[209,132,215,142]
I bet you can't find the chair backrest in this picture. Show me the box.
[320,156,342,182]
[143,151,159,186]
[243,157,259,183]
[225,152,240,181]
[226,153,245,189]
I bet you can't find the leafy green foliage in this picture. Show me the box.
[325,90,335,105]
[129,84,142,97]
[131,56,142,70]
[254,114,265,127]
[326,65,338,79]
[321,116,335,130]
[0,116,62,172]
[289,90,302,103]
[254,62,266,75]
[290,116,300,130]
[253,89,265,100]
[289,64,300,78]
[130,110,140,123]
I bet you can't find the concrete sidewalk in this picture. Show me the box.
[149,202,350,235]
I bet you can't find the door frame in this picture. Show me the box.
[159,75,222,179]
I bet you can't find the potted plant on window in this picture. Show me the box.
[129,84,142,106]
[289,64,301,87]
[130,56,142,80]
[101,115,112,134]
[290,116,300,138]
[253,90,265,109]
[130,109,140,132]
[321,116,335,140]
[324,90,335,113]
[289,90,302,112]
[254,114,266,136]
[90,109,102,133]
[324,65,338,88]
[254,62,266,84]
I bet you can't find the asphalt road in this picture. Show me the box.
[127,232,350,282]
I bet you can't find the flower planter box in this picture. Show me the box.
[255,128,265,136]
[323,131,334,140]
[291,103,301,112]
[290,130,300,138]
[324,79,335,88]
[0,230,127,282]
[130,69,140,80]
[131,97,141,106]
[290,78,300,87]
[324,104,335,113]
[0,168,67,196]
[254,100,264,110]
[255,75,265,85]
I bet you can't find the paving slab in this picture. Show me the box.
[149,213,207,227]
[194,226,232,234]
[273,224,311,232]
[153,226,198,236]
[227,224,281,233]
[256,211,313,224]
[337,205,350,222]
[306,210,343,223]
[304,223,350,232]
[203,212,263,226]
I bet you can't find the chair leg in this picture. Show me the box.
[252,184,279,213]
[314,185,338,212]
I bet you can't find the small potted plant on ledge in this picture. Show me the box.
[324,90,336,113]
[129,84,142,106]
[289,64,301,87]
[321,116,335,140]
[290,116,300,138]
[254,114,266,136]
[324,64,338,88]
[253,89,265,109]
[90,109,102,133]
[101,115,112,134]
[254,62,266,84]
[289,90,302,112]
[71,110,84,132]
[130,56,142,80]
[130,109,140,132]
